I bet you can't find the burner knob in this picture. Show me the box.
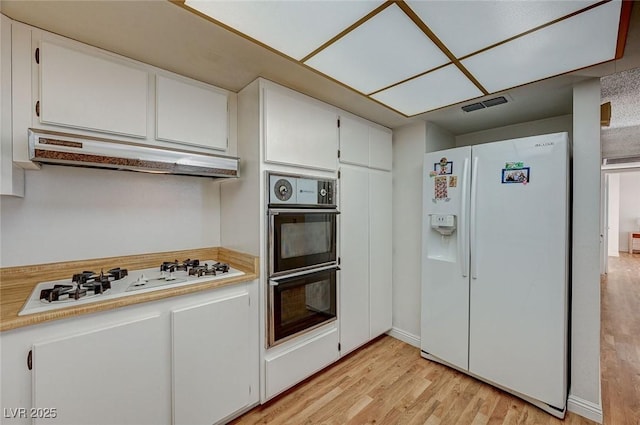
[279,185,288,196]
[320,188,327,197]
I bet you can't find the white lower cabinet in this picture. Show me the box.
[172,292,250,425]
[339,164,392,356]
[264,326,339,400]
[32,315,169,425]
[0,282,258,425]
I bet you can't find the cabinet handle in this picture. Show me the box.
[27,350,32,370]
[35,47,40,64]
[35,101,40,117]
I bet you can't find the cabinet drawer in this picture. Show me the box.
[265,326,339,399]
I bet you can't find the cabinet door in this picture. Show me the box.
[339,115,369,167]
[369,169,393,338]
[263,86,338,171]
[339,165,370,355]
[39,40,148,137]
[0,15,24,196]
[172,292,250,425]
[32,315,169,425]
[369,126,392,171]
[156,75,228,151]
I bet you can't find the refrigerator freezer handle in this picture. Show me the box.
[459,158,469,278]
[470,156,479,280]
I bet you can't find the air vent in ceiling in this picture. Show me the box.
[461,96,508,113]
[482,96,508,107]
[461,102,485,112]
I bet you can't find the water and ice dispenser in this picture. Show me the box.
[431,214,456,236]
[426,214,457,261]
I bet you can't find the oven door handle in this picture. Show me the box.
[268,209,340,215]
[269,265,341,284]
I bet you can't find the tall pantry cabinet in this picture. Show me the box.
[339,113,393,355]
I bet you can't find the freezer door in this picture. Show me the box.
[468,133,569,409]
[421,146,471,370]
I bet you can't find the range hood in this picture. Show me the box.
[28,129,239,178]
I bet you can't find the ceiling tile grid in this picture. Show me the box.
[184,0,626,117]
[304,4,450,95]
[371,64,483,116]
[406,0,603,58]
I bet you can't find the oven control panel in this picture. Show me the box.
[269,174,335,206]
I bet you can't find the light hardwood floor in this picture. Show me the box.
[601,252,640,425]
[233,340,593,425]
[232,254,640,425]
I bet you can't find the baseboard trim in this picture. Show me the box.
[567,395,603,424]
[386,327,420,348]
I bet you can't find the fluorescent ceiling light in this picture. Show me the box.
[305,4,449,94]
[184,0,382,60]
[181,0,626,117]
[462,0,621,94]
[371,65,483,116]
[407,0,602,58]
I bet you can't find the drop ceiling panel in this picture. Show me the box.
[407,0,602,58]
[304,4,450,95]
[184,0,382,60]
[371,65,483,116]
[462,1,621,94]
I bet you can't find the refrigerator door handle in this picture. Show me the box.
[470,156,479,280]
[459,158,469,278]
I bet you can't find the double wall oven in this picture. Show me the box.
[267,173,339,347]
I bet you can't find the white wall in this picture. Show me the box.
[619,171,640,252]
[570,78,602,420]
[456,114,573,147]
[607,173,620,256]
[0,165,221,267]
[392,121,455,343]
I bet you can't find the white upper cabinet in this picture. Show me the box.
[1,15,25,196]
[369,125,392,171]
[339,113,392,171]
[338,114,369,167]
[38,40,148,138]
[263,84,338,171]
[156,75,228,151]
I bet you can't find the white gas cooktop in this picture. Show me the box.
[19,260,244,316]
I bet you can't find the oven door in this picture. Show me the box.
[268,266,338,347]
[269,208,338,276]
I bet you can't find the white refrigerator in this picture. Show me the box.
[420,132,569,418]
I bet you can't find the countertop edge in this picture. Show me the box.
[0,247,260,332]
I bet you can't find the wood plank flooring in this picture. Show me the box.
[601,252,640,425]
[232,253,640,425]
[232,337,593,425]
